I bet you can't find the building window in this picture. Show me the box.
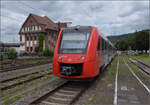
[38,25,41,30]
[27,27,29,31]
[22,35,25,42]
[30,36,32,40]
[32,26,34,30]
[24,27,26,31]
[27,47,29,52]
[29,26,32,30]
[35,26,38,30]
[26,36,29,41]
[25,27,27,31]
[34,36,36,40]
[34,26,35,30]
[30,47,32,51]
[20,36,22,41]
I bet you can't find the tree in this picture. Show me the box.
[43,48,54,57]
[134,31,149,51]
[8,48,18,59]
[43,48,50,56]
[38,33,44,54]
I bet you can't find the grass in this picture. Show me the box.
[133,53,150,62]
[124,56,150,79]
[3,93,21,105]
[87,56,118,105]
[16,59,50,65]
[2,75,55,105]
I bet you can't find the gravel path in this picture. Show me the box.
[0,64,51,82]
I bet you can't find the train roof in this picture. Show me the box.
[63,25,93,32]
[63,25,115,48]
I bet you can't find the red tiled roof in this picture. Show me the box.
[31,13,57,30]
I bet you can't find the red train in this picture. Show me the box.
[53,26,116,80]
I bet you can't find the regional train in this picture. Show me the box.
[53,26,116,80]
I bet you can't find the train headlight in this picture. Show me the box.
[81,56,85,60]
[61,58,63,61]
[58,56,61,59]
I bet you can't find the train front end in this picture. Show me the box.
[53,26,99,80]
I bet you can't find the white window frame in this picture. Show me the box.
[26,41,29,47]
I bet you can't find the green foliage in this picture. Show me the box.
[38,33,44,53]
[3,94,10,105]
[32,81,38,91]
[38,51,43,57]
[8,48,18,59]
[43,48,50,56]
[107,33,133,44]
[112,30,149,51]
[134,31,149,51]
[43,48,54,56]
[0,54,3,61]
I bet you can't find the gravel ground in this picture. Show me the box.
[10,77,67,105]
[117,56,150,105]
[75,55,150,105]
[127,58,150,88]
[0,64,51,82]
[75,57,117,105]
[0,75,60,105]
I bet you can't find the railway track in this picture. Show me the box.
[129,58,150,75]
[0,61,50,73]
[30,81,92,105]
[0,70,52,91]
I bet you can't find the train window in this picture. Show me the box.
[102,38,105,50]
[97,38,100,51]
[59,31,91,54]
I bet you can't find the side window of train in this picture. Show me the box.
[102,38,104,50]
[97,38,100,51]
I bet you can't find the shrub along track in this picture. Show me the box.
[30,81,94,105]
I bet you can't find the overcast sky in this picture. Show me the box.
[0,0,149,43]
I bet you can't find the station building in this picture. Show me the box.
[19,13,71,53]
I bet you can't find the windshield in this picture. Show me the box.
[59,31,91,54]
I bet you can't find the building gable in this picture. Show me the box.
[19,14,39,34]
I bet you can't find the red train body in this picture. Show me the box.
[53,26,115,80]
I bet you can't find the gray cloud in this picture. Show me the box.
[0,0,149,42]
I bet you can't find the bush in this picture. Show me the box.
[8,48,18,59]
[43,48,50,56]
[43,48,54,56]
[49,48,54,56]
[38,51,43,57]
[0,54,3,61]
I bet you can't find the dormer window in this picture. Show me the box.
[37,25,41,30]
[32,26,34,30]
[29,26,31,30]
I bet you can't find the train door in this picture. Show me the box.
[96,36,101,71]
[101,38,105,67]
